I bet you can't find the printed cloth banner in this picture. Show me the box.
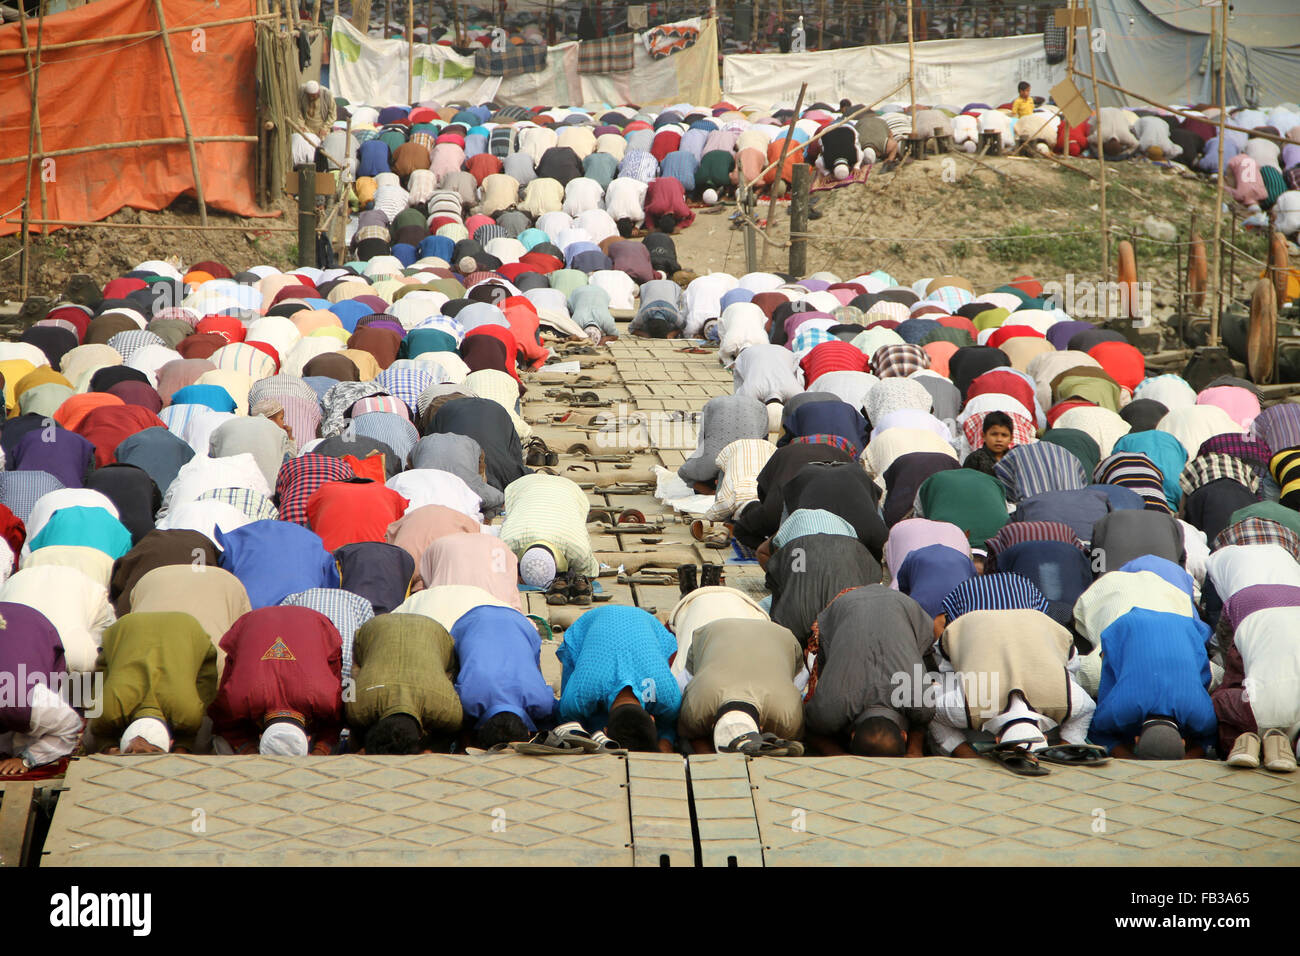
[644,24,698,59]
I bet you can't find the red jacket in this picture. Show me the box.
[306,479,409,552]
[643,177,695,230]
[208,606,343,752]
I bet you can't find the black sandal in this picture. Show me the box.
[987,742,1050,776]
[1035,744,1111,766]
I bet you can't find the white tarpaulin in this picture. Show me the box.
[722,33,1066,110]
[331,15,720,108]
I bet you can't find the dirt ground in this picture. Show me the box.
[1,153,1271,320]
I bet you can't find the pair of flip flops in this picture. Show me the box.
[721,731,804,757]
[523,438,560,467]
[511,726,626,755]
[981,741,1110,776]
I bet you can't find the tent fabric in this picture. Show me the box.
[0,0,266,238]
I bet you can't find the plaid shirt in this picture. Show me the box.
[1178,453,1261,499]
[474,42,547,77]
[985,520,1086,569]
[1213,517,1300,561]
[197,487,280,523]
[275,454,355,526]
[791,434,859,459]
[872,344,930,379]
[0,470,64,523]
[961,411,1036,457]
[280,587,374,685]
[353,224,391,248]
[376,367,438,417]
[922,285,974,313]
[106,330,165,363]
[578,33,635,73]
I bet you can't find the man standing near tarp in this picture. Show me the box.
[300,80,336,138]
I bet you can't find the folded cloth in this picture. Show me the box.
[474,42,548,77]
[578,33,635,73]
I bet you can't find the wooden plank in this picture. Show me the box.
[0,781,36,867]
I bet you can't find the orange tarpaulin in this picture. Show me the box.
[0,0,266,236]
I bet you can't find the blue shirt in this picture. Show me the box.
[1090,608,1217,752]
[557,606,680,740]
[452,606,556,731]
[658,150,698,193]
[217,519,340,609]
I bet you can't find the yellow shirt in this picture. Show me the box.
[1012,95,1035,118]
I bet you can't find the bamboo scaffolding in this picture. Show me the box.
[155,0,208,225]
[0,136,259,167]
[0,12,280,57]
[6,218,293,232]
[407,0,415,103]
[1085,0,1107,282]
[761,82,806,267]
[906,0,915,134]
[1208,3,1227,348]
[17,0,47,300]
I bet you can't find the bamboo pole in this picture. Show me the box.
[6,218,294,232]
[18,0,47,300]
[1208,3,1227,348]
[761,81,806,267]
[906,0,915,134]
[0,136,260,167]
[818,0,824,48]
[1060,0,1075,165]
[407,0,414,102]
[1068,69,1289,148]
[0,12,281,58]
[154,0,208,225]
[1085,0,1107,283]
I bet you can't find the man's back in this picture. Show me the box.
[348,614,462,734]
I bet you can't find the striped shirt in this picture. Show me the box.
[211,343,277,380]
[705,439,776,522]
[1251,403,1300,452]
[940,572,1050,621]
[1093,453,1171,513]
[1073,569,1198,649]
[994,441,1088,502]
[499,474,598,576]
[771,508,857,550]
[350,412,419,465]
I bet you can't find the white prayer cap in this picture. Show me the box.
[303,80,321,95]
[121,716,172,753]
[260,721,310,756]
[702,188,719,205]
[520,546,558,588]
[863,147,877,164]
[833,162,850,181]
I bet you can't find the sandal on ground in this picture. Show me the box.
[1034,744,1111,766]
[567,570,593,606]
[512,725,603,755]
[721,731,804,757]
[987,741,1050,776]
